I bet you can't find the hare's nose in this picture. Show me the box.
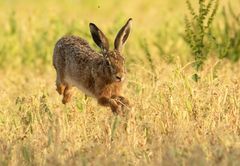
[116,75,124,82]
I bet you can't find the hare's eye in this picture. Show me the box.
[106,60,111,66]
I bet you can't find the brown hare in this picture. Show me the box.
[53,18,132,114]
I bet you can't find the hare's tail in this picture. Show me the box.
[53,42,65,69]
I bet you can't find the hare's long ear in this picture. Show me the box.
[89,23,109,52]
[114,18,132,52]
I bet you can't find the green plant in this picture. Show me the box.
[154,27,175,64]
[139,38,156,76]
[214,3,240,62]
[9,11,17,35]
[184,0,219,81]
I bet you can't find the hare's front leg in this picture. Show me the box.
[98,97,121,114]
[112,95,130,107]
[111,95,131,114]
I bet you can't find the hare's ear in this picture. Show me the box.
[89,23,109,52]
[114,18,132,52]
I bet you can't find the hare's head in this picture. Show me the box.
[89,18,132,82]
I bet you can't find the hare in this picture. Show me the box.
[53,18,132,114]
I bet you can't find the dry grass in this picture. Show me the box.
[0,0,240,165]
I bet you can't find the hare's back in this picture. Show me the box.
[56,35,97,59]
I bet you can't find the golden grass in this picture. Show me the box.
[0,0,240,165]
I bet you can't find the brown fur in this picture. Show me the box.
[53,18,132,114]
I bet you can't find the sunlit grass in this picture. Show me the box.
[0,0,240,165]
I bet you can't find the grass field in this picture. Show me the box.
[1,0,240,165]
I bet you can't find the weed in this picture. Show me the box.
[214,3,240,62]
[184,0,219,81]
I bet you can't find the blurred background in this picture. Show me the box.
[0,0,184,69]
[0,0,239,70]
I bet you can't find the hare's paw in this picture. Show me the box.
[108,98,122,115]
[112,96,130,107]
[119,96,130,107]
[98,97,120,115]
[111,96,131,115]
[110,104,122,115]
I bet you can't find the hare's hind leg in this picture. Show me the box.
[57,83,65,95]
[56,72,66,95]
[56,69,66,95]
[62,85,73,104]
[56,71,73,104]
